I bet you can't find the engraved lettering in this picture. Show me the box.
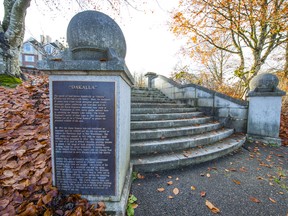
[69,85,98,90]
[52,81,115,195]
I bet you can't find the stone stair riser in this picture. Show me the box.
[132,138,245,172]
[131,112,203,121]
[131,107,198,114]
[131,117,212,130]
[131,98,173,103]
[131,103,188,108]
[131,123,222,141]
[131,129,234,155]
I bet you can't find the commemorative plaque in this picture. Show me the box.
[40,10,134,215]
[52,81,116,195]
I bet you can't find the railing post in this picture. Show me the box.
[145,72,157,88]
[247,73,286,146]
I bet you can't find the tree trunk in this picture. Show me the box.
[1,0,31,78]
[284,36,288,77]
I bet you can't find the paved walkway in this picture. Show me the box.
[130,142,288,216]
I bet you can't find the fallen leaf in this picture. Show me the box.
[97,202,106,210]
[4,160,18,169]
[167,181,173,185]
[276,154,284,157]
[206,173,211,178]
[183,150,191,157]
[257,176,264,180]
[131,203,138,209]
[205,200,220,214]
[232,179,241,185]
[191,186,196,190]
[137,173,145,179]
[38,177,49,185]
[42,193,53,205]
[72,206,83,215]
[0,199,10,211]
[157,188,165,192]
[269,197,276,203]
[18,202,37,216]
[168,176,172,179]
[249,196,261,203]
[176,177,179,181]
[200,191,206,197]
[3,170,14,178]
[239,167,247,172]
[168,196,174,199]
[173,188,179,195]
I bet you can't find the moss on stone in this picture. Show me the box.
[0,74,22,88]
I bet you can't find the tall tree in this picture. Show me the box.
[171,0,288,91]
[0,0,140,78]
[1,0,31,78]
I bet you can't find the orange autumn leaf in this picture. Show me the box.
[205,200,220,214]
[167,181,173,185]
[157,188,165,192]
[232,179,241,185]
[137,173,145,179]
[269,197,276,203]
[200,191,206,197]
[42,193,53,205]
[18,202,38,216]
[191,186,196,190]
[173,188,179,195]
[249,196,261,203]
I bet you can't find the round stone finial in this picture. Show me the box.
[67,10,126,60]
[249,73,279,92]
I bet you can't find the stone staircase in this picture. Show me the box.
[130,87,246,172]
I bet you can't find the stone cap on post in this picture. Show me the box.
[38,10,134,86]
[247,73,286,97]
[145,72,158,88]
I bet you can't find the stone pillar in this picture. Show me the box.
[247,73,286,146]
[145,72,157,88]
[39,11,134,215]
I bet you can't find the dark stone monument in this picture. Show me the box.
[39,11,134,215]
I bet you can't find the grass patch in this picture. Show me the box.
[0,74,22,88]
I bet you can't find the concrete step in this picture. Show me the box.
[131,134,246,172]
[131,122,222,141]
[131,116,213,130]
[131,112,203,121]
[131,97,173,103]
[131,92,167,97]
[131,88,163,95]
[131,128,234,155]
[131,102,188,108]
[131,107,198,114]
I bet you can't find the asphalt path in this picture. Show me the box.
[130,141,288,216]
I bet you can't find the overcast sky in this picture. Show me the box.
[1,0,186,77]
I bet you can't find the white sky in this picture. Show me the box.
[1,0,186,77]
